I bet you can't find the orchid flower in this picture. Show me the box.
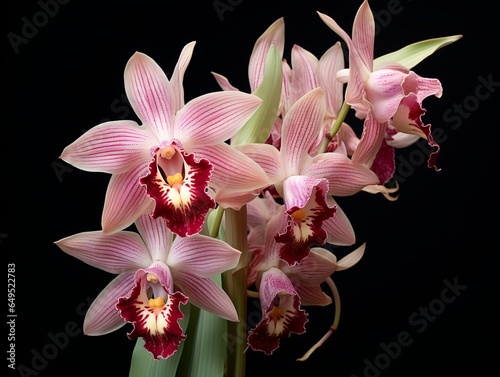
[54,213,241,359]
[237,88,378,265]
[317,1,462,170]
[246,196,365,355]
[60,44,267,236]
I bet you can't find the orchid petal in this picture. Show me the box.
[134,214,173,262]
[235,143,285,185]
[323,198,356,246]
[174,272,238,322]
[193,143,270,191]
[167,234,240,278]
[337,242,366,271]
[305,153,380,196]
[60,121,153,174]
[289,247,339,286]
[365,68,407,123]
[386,132,420,148]
[102,165,154,234]
[170,41,196,112]
[84,273,135,335]
[248,17,285,92]
[281,88,326,175]
[124,52,175,141]
[174,91,262,149]
[318,42,345,116]
[294,285,332,306]
[351,0,375,73]
[211,71,240,91]
[351,115,388,168]
[55,231,152,273]
[290,44,320,99]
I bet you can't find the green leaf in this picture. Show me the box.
[374,35,462,70]
[128,304,190,377]
[231,43,282,146]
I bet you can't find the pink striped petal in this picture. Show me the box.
[167,234,241,278]
[290,44,320,99]
[193,143,271,191]
[235,143,286,185]
[60,121,153,174]
[289,247,339,286]
[351,0,375,73]
[305,152,380,196]
[174,91,262,149]
[134,214,173,262]
[281,88,326,175]
[211,71,240,91]
[174,272,238,321]
[294,285,332,306]
[248,17,285,92]
[102,165,154,234]
[170,41,196,112]
[323,198,356,246]
[365,68,407,122]
[351,114,388,168]
[318,42,345,116]
[83,273,135,335]
[54,231,151,273]
[337,243,365,271]
[124,52,175,141]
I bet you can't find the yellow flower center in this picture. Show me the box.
[167,172,183,187]
[148,296,166,308]
[291,209,307,222]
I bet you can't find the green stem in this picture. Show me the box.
[210,205,225,239]
[318,101,351,154]
[222,206,248,377]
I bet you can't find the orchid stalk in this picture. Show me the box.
[54,1,461,376]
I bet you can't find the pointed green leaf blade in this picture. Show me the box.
[374,35,462,70]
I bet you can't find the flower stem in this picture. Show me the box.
[222,206,249,377]
[296,277,340,361]
[318,101,351,155]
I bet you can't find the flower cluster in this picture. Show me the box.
[55,0,461,373]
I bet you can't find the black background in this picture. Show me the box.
[3,0,498,376]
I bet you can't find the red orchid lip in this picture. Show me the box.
[117,269,188,360]
[275,183,335,266]
[140,144,216,237]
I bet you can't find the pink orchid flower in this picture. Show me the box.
[54,213,241,359]
[246,199,365,355]
[318,0,443,169]
[60,44,266,236]
[238,88,378,265]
